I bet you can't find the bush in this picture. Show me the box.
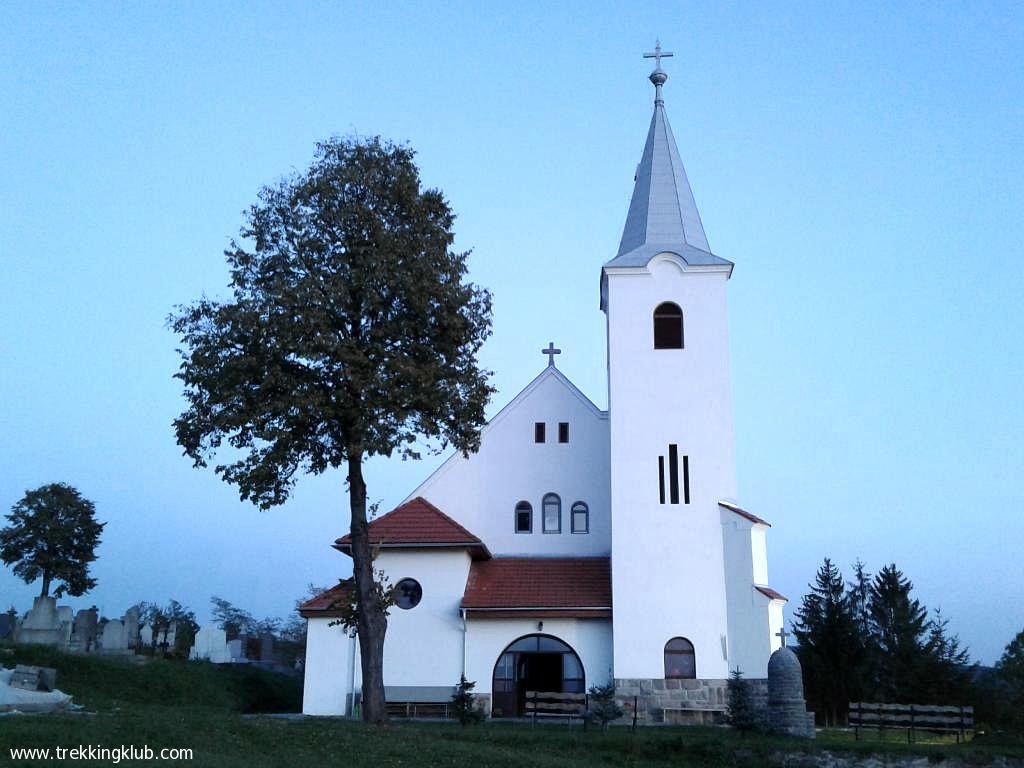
[588,681,623,731]
[451,675,485,725]
[726,668,758,733]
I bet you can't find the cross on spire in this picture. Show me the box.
[643,40,674,105]
[541,342,561,367]
[643,40,674,70]
[776,627,790,648]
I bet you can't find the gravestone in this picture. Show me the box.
[0,609,16,641]
[139,624,153,649]
[99,619,130,654]
[14,596,65,647]
[259,632,275,663]
[123,606,140,650]
[227,638,246,662]
[9,665,57,692]
[69,608,99,652]
[163,621,177,650]
[189,626,230,663]
[56,606,73,647]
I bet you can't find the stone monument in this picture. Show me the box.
[766,629,815,739]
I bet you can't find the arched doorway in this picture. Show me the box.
[491,634,585,717]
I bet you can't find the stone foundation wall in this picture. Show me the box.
[614,678,769,724]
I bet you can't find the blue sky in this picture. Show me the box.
[1,2,1021,664]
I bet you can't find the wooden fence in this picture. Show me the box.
[848,702,973,742]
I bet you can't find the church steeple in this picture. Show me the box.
[606,44,730,272]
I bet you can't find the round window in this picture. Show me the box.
[393,578,422,610]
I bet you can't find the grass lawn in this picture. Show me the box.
[2,646,1022,767]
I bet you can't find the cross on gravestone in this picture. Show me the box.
[776,627,790,647]
[643,40,674,70]
[542,342,561,367]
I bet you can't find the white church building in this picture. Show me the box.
[300,47,786,720]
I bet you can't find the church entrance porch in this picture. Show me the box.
[491,634,585,718]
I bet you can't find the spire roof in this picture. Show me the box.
[605,46,732,272]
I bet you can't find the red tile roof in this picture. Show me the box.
[334,497,490,559]
[719,501,771,526]
[462,557,611,617]
[755,585,788,602]
[298,580,354,618]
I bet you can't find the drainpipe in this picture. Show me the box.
[460,608,468,678]
[348,629,357,718]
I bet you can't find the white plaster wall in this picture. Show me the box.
[465,618,614,697]
[722,514,759,675]
[409,368,611,557]
[302,618,355,715]
[376,549,472,687]
[751,526,769,585]
[768,598,784,655]
[606,258,735,679]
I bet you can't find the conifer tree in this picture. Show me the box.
[868,563,930,702]
[726,668,758,733]
[996,629,1024,730]
[792,558,863,725]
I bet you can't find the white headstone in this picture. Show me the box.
[101,619,127,652]
[189,625,230,663]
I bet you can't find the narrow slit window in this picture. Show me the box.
[668,444,680,504]
[534,422,545,443]
[558,422,569,443]
[653,302,684,349]
[658,456,666,505]
[682,455,690,504]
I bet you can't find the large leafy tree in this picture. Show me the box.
[791,558,864,725]
[171,136,493,723]
[0,483,105,598]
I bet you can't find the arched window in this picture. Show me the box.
[515,501,532,533]
[570,502,589,534]
[664,637,696,679]
[542,493,561,533]
[653,302,684,349]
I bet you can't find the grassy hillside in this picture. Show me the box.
[1,644,301,713]
[2,645,1022,767]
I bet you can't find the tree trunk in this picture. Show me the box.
[347,452,389,724]
[40,572,51,598]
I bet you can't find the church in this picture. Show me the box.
[300,45,786,721]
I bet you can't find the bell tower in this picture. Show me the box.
[604,44,737,681]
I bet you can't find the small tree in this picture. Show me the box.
[0,483,105,598]
[451,675,485,725]
[171,136,493,723]
[140,599,199,657]
[209,596,256,639]
[587,681,623,731]
[726,668,758,733]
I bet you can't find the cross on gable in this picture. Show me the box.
[542,342,561,367]
[643,40,674,70]
[776,627,790,647]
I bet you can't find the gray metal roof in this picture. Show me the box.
[605,95,732,272]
